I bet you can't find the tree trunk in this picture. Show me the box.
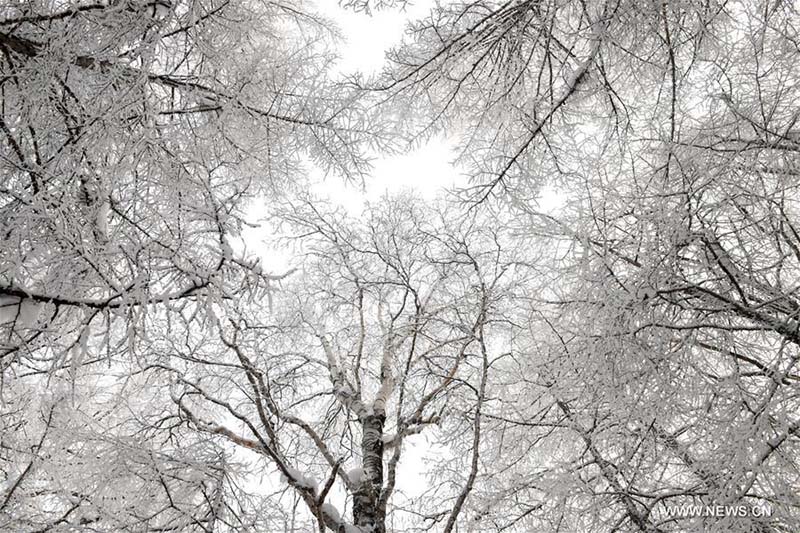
[353,412,386,533]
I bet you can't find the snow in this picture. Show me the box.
[321,502,341,522]
[347,467,364,485]
[220,240,233,262]
[96,199,110,241]
[281,466,318,492]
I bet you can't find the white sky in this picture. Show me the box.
[311,0,466,210]
[311,134,464,209]
[320,1,432,75]
[241,1,465,269]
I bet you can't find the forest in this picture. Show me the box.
[1,0,799,532]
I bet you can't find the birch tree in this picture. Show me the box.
[137,195,527,531]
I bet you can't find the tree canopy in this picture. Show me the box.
[2,1,800,532]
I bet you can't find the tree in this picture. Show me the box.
[0,1,384,530]
[5,0,800,531]
[368,0,800,531]
[138,195,528,531]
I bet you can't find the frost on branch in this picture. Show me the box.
[320,503,366,533]
[280,466,319,493]
[321,502,340,523]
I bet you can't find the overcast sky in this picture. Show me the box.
[311,1,466,208]
[240,2,465,271]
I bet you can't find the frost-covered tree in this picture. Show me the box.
[5,0,800,531]
[137,195,529,531]
[369,0,800,531]
[0,1,385,530]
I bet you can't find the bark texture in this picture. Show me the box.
[354,412,386,533]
